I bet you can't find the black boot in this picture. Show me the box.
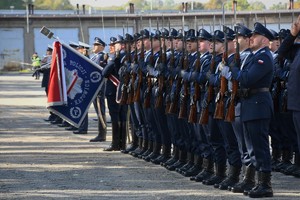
[167,150,187,171]
[144,142,161,162]
[202,163,227,185]
[104,122,120,151]
[217,165,241,190]
[163,146,179,167]
[119,121,127,150]
[231,166,256,193]
[130,137,144,157]
[281,152,300,175]
[292,153,300,178]
[121,124,138,154]
[176,152,194,174]
[183,155,203,177]
[139,140,153,159]
[151,144,172,165]
[58,120,70,127]
[90,115,107,142]
[274,149,293,172]
[191,158,214,182]
[271,148,281,171]
[248,172,273,198]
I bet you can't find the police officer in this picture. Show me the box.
[277,15,300,178]
[40,45,55,122]
[201,30,226,186]
[89,37,108,142]
[103,35,128,151]
[176,29,198,175]
[230,22,274,198]
[163,29,186,168]
[221,24,257,193]
[73,41,91,134]
[141,30,162,162]
[189,28,214,180]
[129,29,151,158]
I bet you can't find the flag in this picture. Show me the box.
[47,41,106,128]
[47,41,67,106]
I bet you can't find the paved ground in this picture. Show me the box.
[0,73,300,200]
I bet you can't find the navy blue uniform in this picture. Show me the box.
[278,33,300,155]
[231,47,274,172]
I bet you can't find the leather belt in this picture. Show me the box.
[249,87,270,95]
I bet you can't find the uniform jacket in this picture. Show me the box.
[102,51,125,96]
[231,47,274,122]
[278,33,300,111]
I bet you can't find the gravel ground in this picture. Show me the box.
[0,73,300,200]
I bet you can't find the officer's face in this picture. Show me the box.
[109,45,115,54]
[187,41,197,52]
[210,41,224,54]
[46,50,52,56]
[198,39,210,53]
[93,44,104,53]
[152,39,160,51]
[250,33,268,51]
[227,40,235,54]
[143,38,151,50]
[175,39,183,51]
[269,39,280,52]
[114,43,122,51]
[234,36,250,51]
[136,40,141,51]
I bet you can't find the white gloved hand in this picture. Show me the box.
[221,66,232,80]
[217,62,225,71]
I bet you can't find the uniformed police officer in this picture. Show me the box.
[230,22,274,198]
[73,41,91,134]
[103,35,128,151]
[89,37,108,142]
[277,15,300,178]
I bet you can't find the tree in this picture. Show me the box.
[204,0,224,10]
[0,0,34,9]
[248,1,266,10]
[34,0,73,10]
[270,2,287,10]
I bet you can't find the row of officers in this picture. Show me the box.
[45,15,300,199]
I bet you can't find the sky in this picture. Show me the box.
[69,0,286,9]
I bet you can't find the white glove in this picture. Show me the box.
[221,66,232,80]
[217,62,225,71]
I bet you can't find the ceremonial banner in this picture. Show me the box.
[47,41,104,128]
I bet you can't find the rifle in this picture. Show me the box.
[155,30,167,109]
[178,34,189,119]
[165,32,175,114]
[225,26,240,122]
[199,35,216,124]
[188,36,201,123]
[119,37,131,105]
[144,35,154,108]
[214,26,228,119]
[127,38,138,104]
[133,34,144,103]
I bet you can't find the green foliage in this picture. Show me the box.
[248,1,266,10]
[34,0,73,10]
[0,0,33,9]
[270,2,287,10]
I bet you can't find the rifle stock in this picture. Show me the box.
[178,49,189,119]
[199,37,216,124]
[133,37,144,103]
[188,38,201,123]
[225,27,240,122]
[214,26,228,119]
